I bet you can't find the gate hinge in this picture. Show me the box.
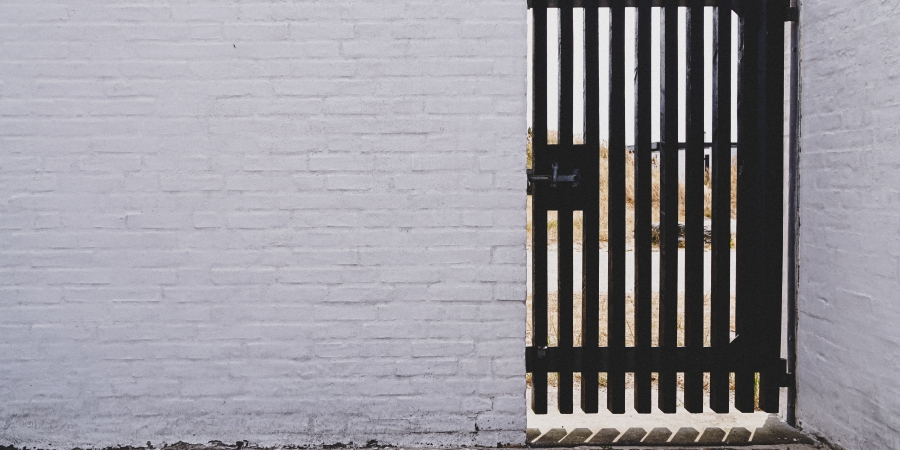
[527,163,580,195]
[781,371,796,388]
[785,6,799,22]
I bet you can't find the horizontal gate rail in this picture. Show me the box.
[526,347,790,385]
[625,142,738,152]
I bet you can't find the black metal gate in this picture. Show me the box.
[526,0,795,414]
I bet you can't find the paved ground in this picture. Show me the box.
[528,249,736,296]
[0,433,820,450]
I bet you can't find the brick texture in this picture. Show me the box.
[797,0,900,448]
[0,1,527,447]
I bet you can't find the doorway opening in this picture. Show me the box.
[524,0,805,445]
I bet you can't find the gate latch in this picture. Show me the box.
[527,163,580,194]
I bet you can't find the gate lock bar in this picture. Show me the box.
[527,163,580,195]
[526,346,794,387]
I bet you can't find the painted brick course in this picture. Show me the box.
[0,1,527,447]
[797,0,900,448]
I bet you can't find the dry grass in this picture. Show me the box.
[525,292,736,348]
[526,131,738,245]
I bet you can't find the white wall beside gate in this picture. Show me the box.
[0,1,528,447]
[797,0,900,448]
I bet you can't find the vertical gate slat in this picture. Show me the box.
[683,0,705,414]
[558,209,574,413]
[531,0,549,415]
[734,0,756,411]
[559,0,574,145]
[709,0,732,414]
[532,206,549,415]
[581,0,601,415]
[757,0,785,413]
[657,0,679,414]
[734,0,787,413]
[733,0,787,412]
[632,0,653,415]
[557,0,575,415]
[606,0,627,414]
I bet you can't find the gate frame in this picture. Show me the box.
[525,0,802,418]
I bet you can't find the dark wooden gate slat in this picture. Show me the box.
[532,204,549,415]
[558,209,575,413]
[734,0,756,412]
[632,0,653,415]
[757,0,785,413]
[606,0,627,414]
[734,0,786,413]
[531,0,549,415]
[559,0,575,146]
[683,0,705,414]
[657,0,679,414]
[580,0,601,415]
[556,0,575,415]
[733,0,789,413]
[733,1,755,411]
[709,0,732,414]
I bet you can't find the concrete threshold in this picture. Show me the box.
[526,386,816,448]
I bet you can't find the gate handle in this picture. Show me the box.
[528,163,580,189]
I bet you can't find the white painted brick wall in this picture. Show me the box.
[797,0,900,448]
[0,1,527,447]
